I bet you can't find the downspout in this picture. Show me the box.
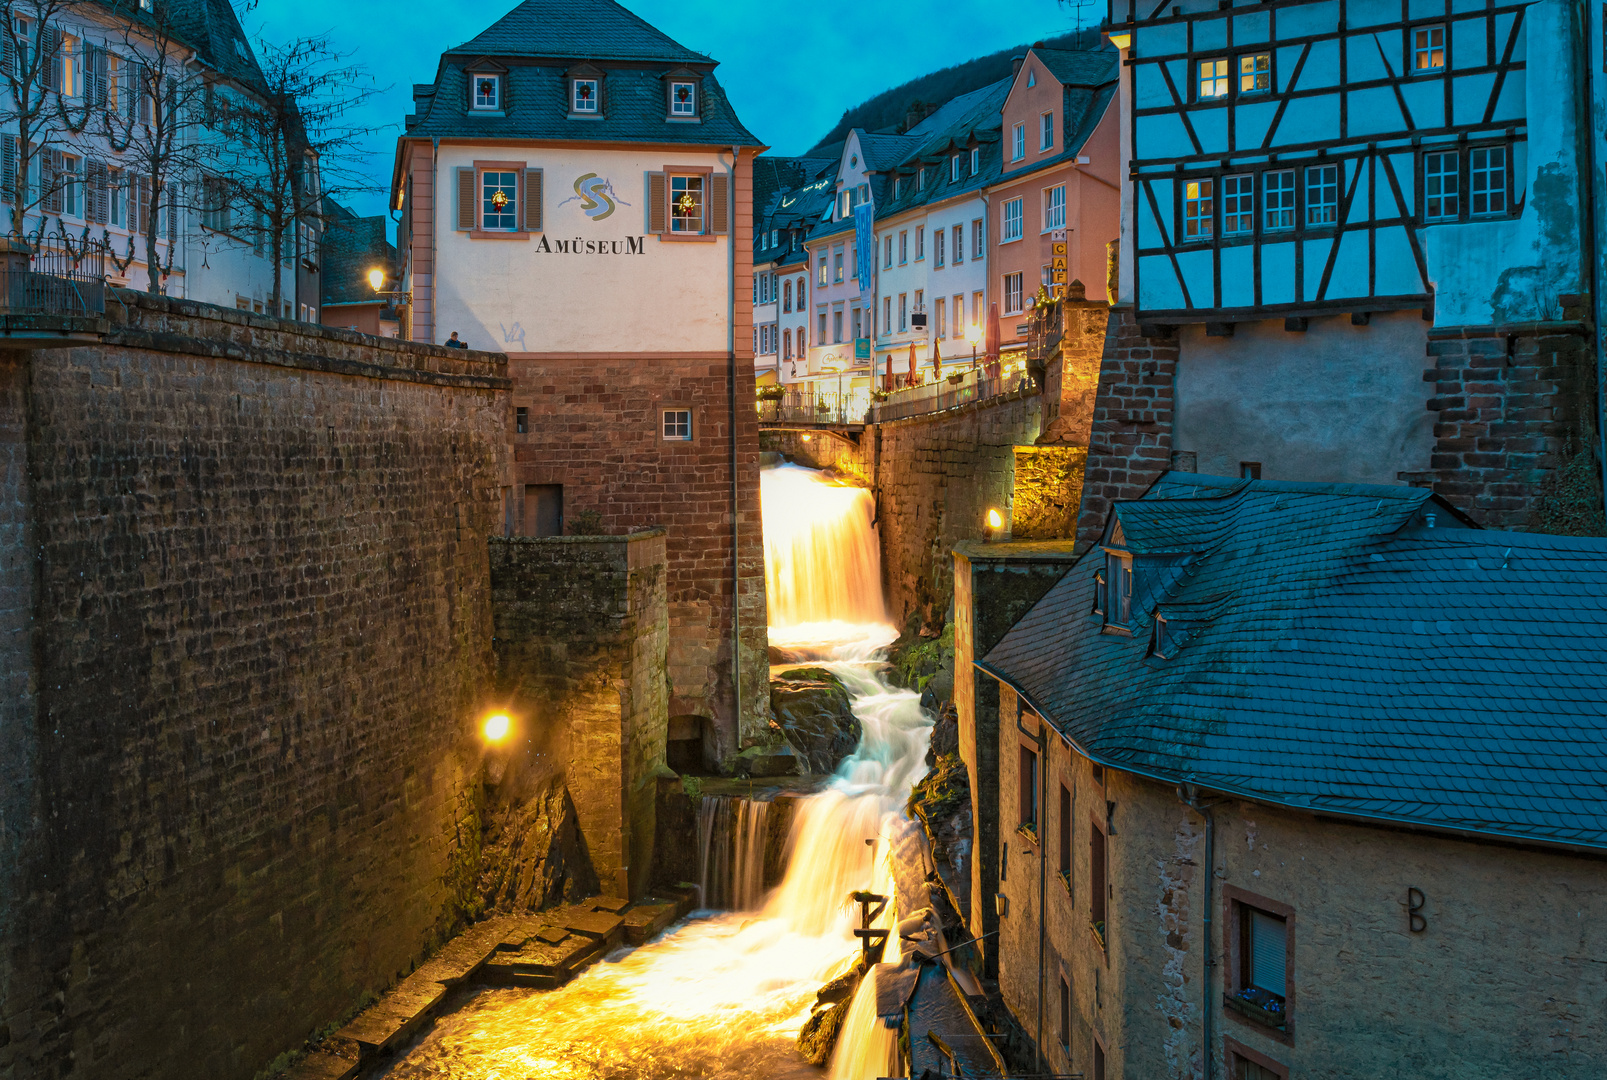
[1014,703,1049,1075]
[726,145,743,757]
[1179,784,1223,1080]
[1578,0,1607,516]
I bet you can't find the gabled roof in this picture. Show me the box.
[164,0,266,92]
[448,0,712,64]
[871,77,1010,221]
[857,131,922,172]
[1033,46,1119,88]
[319,198,398,309]
[981,473,1607,853]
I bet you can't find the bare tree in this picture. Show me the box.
[223,33,382,314]
[0,0,79,238]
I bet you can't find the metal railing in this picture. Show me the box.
[870,368,1035,423]
[757,386,873,427]
[1,242,108,316]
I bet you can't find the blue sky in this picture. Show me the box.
[243,0,1091,230]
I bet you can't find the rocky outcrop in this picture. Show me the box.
[908,734,972,918]
[770,667,862,775]
[797,958,868,1066]
[478,775,600,912]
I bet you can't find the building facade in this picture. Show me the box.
[392,0,769,760]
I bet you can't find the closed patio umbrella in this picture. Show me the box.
[907,342,917,387]
[985,302,1002,380]
[931,337,942,378]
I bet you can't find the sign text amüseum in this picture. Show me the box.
[534,236,646,254]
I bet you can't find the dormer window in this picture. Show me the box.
[917,167,926,190]
[1095,518,1133,632]
[572,78,598,113]
[471,74,500,111]
[951,155,960,182]
[970,147,979,175]
[893,176,902,198]
[670,80,696,116]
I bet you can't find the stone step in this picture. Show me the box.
[563,910,624,940]
[280,1050,358,1080]
[621,902,677,945]
[590,895,631,913]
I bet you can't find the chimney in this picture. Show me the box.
[1011,54,1027,76]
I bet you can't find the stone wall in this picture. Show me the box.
[987,681,1607,1079]
[509,355,768,761]
[0,292,509,1080]
[488,531,669,899]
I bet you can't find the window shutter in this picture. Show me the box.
[524,167,542,231]
[1,137,15,196]
[48,27,62,93]
[3,29,14,76]
[456,166,474,230]
[710,173,728,234]
[1249,911,1287,996]
[647,171,666,233]
[86,160,104,223]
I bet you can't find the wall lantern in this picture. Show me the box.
[367,268,386,292]
[483,712,512,743]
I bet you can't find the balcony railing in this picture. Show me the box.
[757,386,873,427]
[0,240,108,316]
[870,368,1035,423]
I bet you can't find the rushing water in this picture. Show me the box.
[381,464,927,1080]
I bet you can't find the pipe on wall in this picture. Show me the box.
[1015,702,1049,1074]
[1179,784,1222,1080]
[725,145,743,759]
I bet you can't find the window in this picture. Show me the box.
[1101,550,1132,628]
[1424,150,1459,221]
[1470,146,1507,215]
[1090,823,1107,941]
[107,166,123,227]
[833,245,844,282]
[1305,164,1338,226]
[858,182,869,205]
[482,170,518,231]
[572,78,599,113]
[669,80,696,116]
[782,280,791,312]
[1263,169,1295,231]
[838,190,852,219]
[1199,58,1228,99]
[1041,111,1054,150]
[663,408,692,441]
[57,32,78,96]
[515,406,528,435]
[1413,24,1445,71]
[951,155,961,182]
[1183,179,1214,240]
[884,234,893,268]
[918,167,926,190]
[953,294,963,339]
[953,224,964,262]
[1242,906,1288,1005]
[797,275,805,301]
[833,308,843,343]
[1003,272,1023,315]
[1012,122,1025,161]
[819,256,828,286]
[970,147,979,175]
[934,296,946,338]
[899,230,907,264]
[1239,53,1271,94]
[935,227,945,268]
[1059,976,1070,1050]
[1044,185,1066,231]
[200,173,228,231]
[1018,744,1038,830]
[1058,782,1072,881]
[915,225,924,259]
[818,309,827,342]
[1093,1042,1106,1080]
[1002,198,1023,242]
[1222,174,1254,236]
[883,296,891,335]
[972,218,983,257]
[913,289,923,322]
[851,307,862,339]
[670,174,703,232]
[1240,461,1262,480]
[798,325,807,352]
[472,73,500,110]
[786,329,794,359]
[973,290,984,326]
[898,293,907,331]
[1233,1056,1285,1080]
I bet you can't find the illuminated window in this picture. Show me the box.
[1413,25,1445,71]
[471,74,500,110]
[1183,178,1214,240]
[572,78,598,113]
[1198,58,1228,100]
[1263,169,1295,231]
[669,174,703,232]
[834,244,844,281]
[1305,164,1338,226]
[669,80,696,116]
[1470,146,1506,215]
[1239,53,1270,94]
[1424,150,1459,221]
[1222,174,1254,235]
[818,255,828,286]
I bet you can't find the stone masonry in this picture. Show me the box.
[0,293,509,1080]
[489,531,670,900]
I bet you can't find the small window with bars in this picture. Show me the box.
[1470,146,1507,215]
[1239,53,1270,94]
[1305,164,1339,227]
[1183,178,1214,240]
[1424,150,1459,221]
[1222,174,1254,236]
[1198,58,1228,100]
[1413,24,1446,71]
[1263,169,1294,231]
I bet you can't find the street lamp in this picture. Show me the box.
[368,267,385,292]
[966,323,982,374]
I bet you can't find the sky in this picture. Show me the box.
[243,0,1092,234]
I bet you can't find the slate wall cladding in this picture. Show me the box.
[1404,321,1604,529]
[488,531,669,899]
[0,293,508,1080]
[988,696,1607,1079]
[509,355,768,759]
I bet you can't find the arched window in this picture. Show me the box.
[783,280,792,312]
[797,276,806,304]
[798,326,806,353]
[783,329,792,359]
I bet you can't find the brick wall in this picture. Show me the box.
[0,292,508,1080]
[1075,308,1179,550]
[1403,323,1604,531]
[488,531,669,899]
[509,353,768,761]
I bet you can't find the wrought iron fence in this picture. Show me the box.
[0,241,108,316]
[870,368,1035,423]
[757,386,873,426]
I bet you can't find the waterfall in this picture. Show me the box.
[761,463,890,644]
[696,796,773,911]
[828,967,901,1080]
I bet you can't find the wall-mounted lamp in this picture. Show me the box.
[483,712,512,743]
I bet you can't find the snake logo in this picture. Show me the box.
[568,173,624,220]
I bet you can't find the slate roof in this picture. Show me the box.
[979,473,1607,853]
[319,199,398,308]
[872,78,1010,221]
[141,0,265,91]
[449,0,712,64]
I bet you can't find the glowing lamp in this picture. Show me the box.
[1107,31,1132,49]
[367,268,385,292]
[986,508,1003,530]
[965,324,982,347]
[491,190,510,210]
[801,433,813,442]
[483,713,511,742]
